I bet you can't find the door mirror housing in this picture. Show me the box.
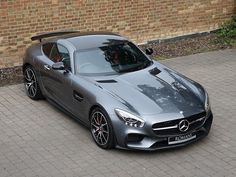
[145,48,153,55]
[52,62,65,70]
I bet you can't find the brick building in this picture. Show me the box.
[0,0,235,76]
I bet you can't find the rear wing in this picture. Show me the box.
[31,31,78,42]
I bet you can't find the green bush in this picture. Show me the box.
[217,15,236,46]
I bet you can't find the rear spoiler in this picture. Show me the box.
[31,31,78,42]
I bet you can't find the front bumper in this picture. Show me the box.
[111,111,213,151]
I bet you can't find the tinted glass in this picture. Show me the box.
[57,44,71,70]
[42,43,54,58]
[49,44,61,63]
[74,42,152,75]
[43,43,71,70]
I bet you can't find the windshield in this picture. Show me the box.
[74,42,152,75]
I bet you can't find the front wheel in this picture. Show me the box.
[24,66,43,100]
[90,108,115,149]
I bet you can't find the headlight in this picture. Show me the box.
[204,90,210,112]
[115,109,145,128]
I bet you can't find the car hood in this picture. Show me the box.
[88,65,205,116]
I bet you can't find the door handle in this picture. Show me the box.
[44,65,51,71]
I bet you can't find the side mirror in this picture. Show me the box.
[145,48,153,55]
[52,62,65,70]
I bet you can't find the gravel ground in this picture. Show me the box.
[0,66,22,87]
[140,33,235,60]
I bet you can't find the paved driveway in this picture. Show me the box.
[0,49,236,177]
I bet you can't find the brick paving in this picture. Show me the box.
[0,49,236,177]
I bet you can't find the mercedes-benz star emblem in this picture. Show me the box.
[178,119,190,132]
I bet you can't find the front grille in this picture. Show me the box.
[152,112,206,136]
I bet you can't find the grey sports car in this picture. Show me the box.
[23,31,213,150]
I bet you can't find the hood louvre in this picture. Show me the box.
[96,79,117,83]
[149,67,161,76]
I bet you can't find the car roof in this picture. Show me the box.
[46,31,129,50]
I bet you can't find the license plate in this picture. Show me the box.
[168,133,196,145]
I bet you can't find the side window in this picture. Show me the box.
[49,44,61,63]
[42,43,71,70]
[42,42,60,62]
[42,43,54,59]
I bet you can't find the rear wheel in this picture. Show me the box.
[24,66,43,100]
[90,108,115,149]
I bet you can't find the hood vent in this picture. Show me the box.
[149,67,161,76]
[96,79,117,83]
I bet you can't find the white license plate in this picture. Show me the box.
[168,133,196,145]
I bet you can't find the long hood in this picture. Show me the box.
[90,66,205,116]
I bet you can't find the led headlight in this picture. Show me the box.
[204,90,210,112]
[115,109,145,128]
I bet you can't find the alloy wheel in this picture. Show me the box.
[24,67,37,98]
[91,111,110,146]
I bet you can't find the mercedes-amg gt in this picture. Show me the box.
[23,31,213,150]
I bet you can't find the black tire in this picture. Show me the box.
[24,65,44,100]
[90,108,115,149]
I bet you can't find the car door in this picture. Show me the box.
[40,42,89,124]
[40,43,72,105]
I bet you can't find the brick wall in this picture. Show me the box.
[0,0,235,69]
